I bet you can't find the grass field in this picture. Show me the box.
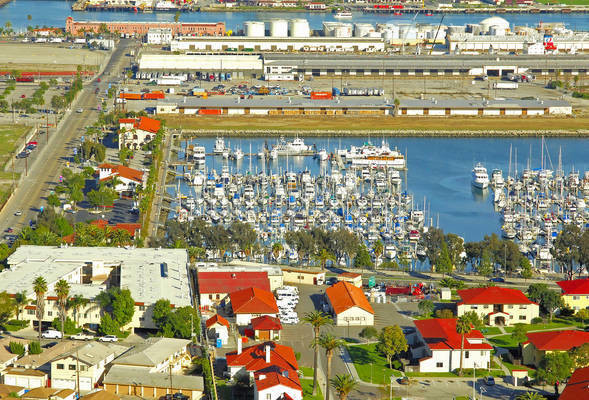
[346,343,403,384]
[163,115,589,134]
[302,378,323,400]
[0,125,29,168]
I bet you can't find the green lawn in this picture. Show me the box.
[407,368,504,378]
[346,343,403,384]
[504,327,514,333]
[3,319,29,332]
[0,125,29,168]
[488,334,521,349]
[300,366,314,378]
[501,360,537,379]
[302,378,323,400]
[523,321,577,332]
[481,326,502,336]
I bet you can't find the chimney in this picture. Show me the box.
[265,345,271,364]
[237,337,242,354]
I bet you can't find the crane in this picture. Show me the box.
[429,14,445,55]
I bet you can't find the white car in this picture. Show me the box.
[41,329,62,339]
[98,335,118,342]
[70,332,94,341]
[76,108,84,113]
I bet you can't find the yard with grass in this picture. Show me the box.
[346,343,403,384]
[0,125,29,168]
[501,359,537,379]
[164,115,589,134]
[302,378,323,400]
[406,367,504,378]
[488,334,521,349]
[480,326,502,336]
[300,366,314,378]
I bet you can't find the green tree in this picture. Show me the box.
[516,393,546,400]
[571,342,589,368]
[462,311,483,330]
[376,325,408,369]
[353,244,373,269]
[69,187,84,208]
[436,242,453,275]
[67,295,89,328]
[313,248,335,270]
[152,299,172,329]
[536,352,574,385]
[445,233,465,271]
[51,95,65,112]
[29,341,42,355]
[0,292,15,328]
[551,224,582,280]
[47,193,61,208]
[435,309,454,319]
[358,327,378,340]
[418,299,434,318]
[271,242,283,261]
[303,311,333,395]
[97,288,135,329]
[55,279,70,340]
[477,250,494,277]
[98,313,119,336]
[33,276,47,341]
[421,227,445,269]
[456,315,472,376]
[372,240,384,269]
[330,374,358,400]
[13,291,29,321]
[576,308,589,325]
[541,291,564,321]
[520,257,533,280]
[313,334,345,400]
[512,323,528,345]
[174,11,180,22]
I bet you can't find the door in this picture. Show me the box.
[258,330,270,340]
[80,377,93,391]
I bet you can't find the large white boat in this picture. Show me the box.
[340,141,406,169]
[154,1,178,10]
[193,145,206,168]
[272,137,314,155]
[334,11,352,19]
[213,137,226,155]
[472,163,490,189]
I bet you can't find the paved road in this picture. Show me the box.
[0,39,136,238]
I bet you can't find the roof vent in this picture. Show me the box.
[232,273,237,278]
[282,370,289,378]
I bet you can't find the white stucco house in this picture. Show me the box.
[206,314,230,346]
[97,163,145,195]
[229,287,279,326]
[456,286,540,326]
[325,281,374,326]
[408,318,492,373]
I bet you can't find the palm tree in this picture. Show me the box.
[303,311,333,395]
[314,334,345,400]
[372,240,384,269]
[55,279,70,339]
[33,276,47,341]
[14,291,29,321]
[271,242,283,262]
[313,248,336,270]
[330,374,358,400]
[456,315,472,376]
[516,393,546,400]
[67,295,89,328]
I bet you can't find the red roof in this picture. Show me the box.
[557,279,589,295]
[230,287,278,315]
[114,223,141,237]
[98,164,144,184]
[206,314,230,329]
[559,366,589,400]
[339,272,362,279]
[135,116,161,134]
[326,281,374,315]
[251,316,282,331]
[197,271,270,294]
[90,219,109,229]
[525,330,589,351]
[226,341,298,374]
[457,286,534,305]
[413,319,492,351]
[255,371,301,393]
[119,118,136,124]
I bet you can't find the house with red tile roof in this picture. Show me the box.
[97,163,145,194]
[118,116,161,150]
[230,287,278,326]
[251,316,282,341]
[226,342,302,400]
[559,366,589,400]
[456,286,539,326]
[521,330,589,367]
[408,318,492,373]
[206,314,230,346]
[557,279,589,311]
[325,281,374,326]
[197,271,270,309]
[337,272,363,288]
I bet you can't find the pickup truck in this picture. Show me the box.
[70,332,94,341]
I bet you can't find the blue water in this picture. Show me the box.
[1,1,589,31]
[175,137,589,242]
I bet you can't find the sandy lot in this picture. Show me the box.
[0,43,107,70]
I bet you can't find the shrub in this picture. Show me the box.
[435,309,455,319]
[294,351,301,361]
[359,326,378,339]
[9,342,25,356]
[531,317,544,324]
[559,307,575,317]
[51,317,80,334]
[29,341,42,355]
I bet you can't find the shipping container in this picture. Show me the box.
[198,109,222,115]
[156,78,182,86]
[142,91,165,100]
[332,87,341,96]
[16,77,34,83]
[120,93,142,100]
[310,91,333,100]
[493,82,518,89]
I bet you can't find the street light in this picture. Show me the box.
[389,374,394,400]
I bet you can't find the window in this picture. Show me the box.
[139,317,145,321]
[507,305,513,309]
[28,310,35,315]
[481,351,485,356]
[57,364,64,370]
[80,366,86,371]
[470,306,478,310]
[465,351,470,359]
[573,296,579,300]
[266,394,271,400]
[484,305,489,309]
[519,305,527,309]
[519,315,526,320]
[139,305,145,311]
[47,311,53,316]
[436,362,443,368]
[209,295,213,300]
[69,365,76,371]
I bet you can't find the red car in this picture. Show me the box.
[20,94,26,98]
[27,141,38,146]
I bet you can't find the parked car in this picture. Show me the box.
[70,332,94,340]
[42,329,63,339]
[14,211,22,216]
[485,376,495,386]
[98,335,118,342]
[16,151,30,159]
[398,377,410,385]
[76,108,83,113]
[489,277,505,283]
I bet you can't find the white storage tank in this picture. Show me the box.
[290,19,310,37]
[323,21,337,37]
[334,23,353,38]
[245,21,265,37]
[270,19,288,37]
[489,26,506,36]
[367,31,382,39]
[354,23,374,38]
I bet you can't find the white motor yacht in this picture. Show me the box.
[213,137,226,155]
[472,163,490,189]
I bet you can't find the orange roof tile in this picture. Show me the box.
[226,342,298,374]
[251,316,282,331]
[557,279,589,295]
[525,330,589,351]
[457,287,534,305]
[559,366,589,400]
[326,281,374,315]
[414,319,492,351]
[135,117,161,134]
[255,371,301,393]
[230,287,278,315]
[206,314,230,329]
[98,164,144,184]
[339,272,361,279]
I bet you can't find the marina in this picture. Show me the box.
[167,136,588,270]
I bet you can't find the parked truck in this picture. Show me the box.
[493,82,519,89]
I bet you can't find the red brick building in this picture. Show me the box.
[65,17,225,37]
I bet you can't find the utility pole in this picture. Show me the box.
[76,347,80,397]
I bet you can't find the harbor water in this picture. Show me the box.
[173,136,589,243]
[2,1,589,31]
